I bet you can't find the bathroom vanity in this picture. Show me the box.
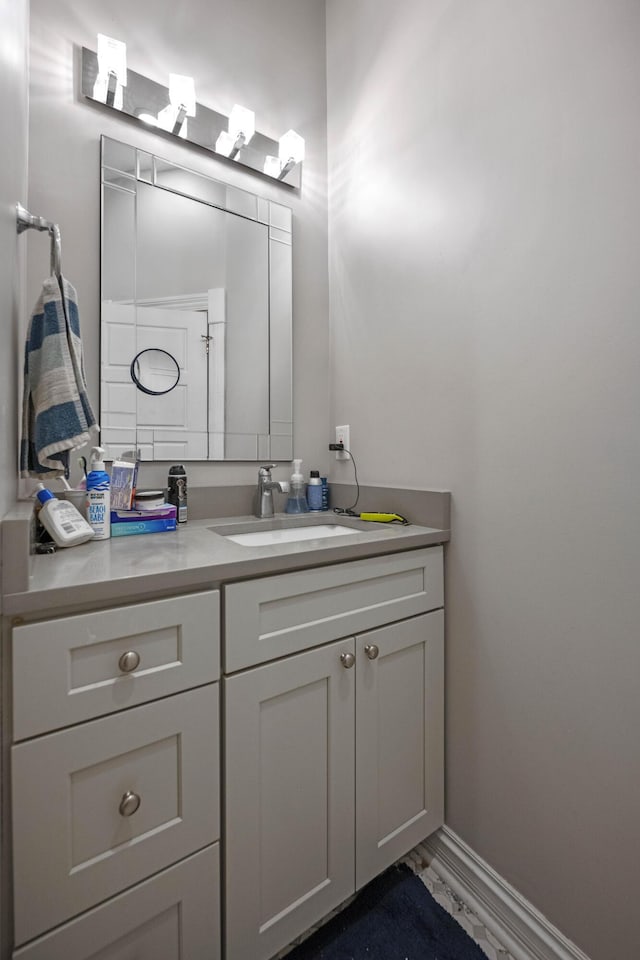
[0,510,448,960]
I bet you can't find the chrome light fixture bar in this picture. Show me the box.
[81,46,302,189]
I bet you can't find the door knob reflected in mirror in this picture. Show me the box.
[364,644,379,660]
[340,652,355,669]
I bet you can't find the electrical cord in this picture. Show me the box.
[329,443,409,524]
[332,447,360,516]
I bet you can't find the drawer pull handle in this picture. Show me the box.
[119,651,140,673]
[119,790,141,817]
[364,644,379,660]
[340,652,355,669]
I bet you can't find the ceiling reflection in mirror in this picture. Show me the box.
[100,136,293,461]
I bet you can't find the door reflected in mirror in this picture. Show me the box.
[100,136,293,461]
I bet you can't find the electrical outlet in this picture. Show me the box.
[335,424,350,460]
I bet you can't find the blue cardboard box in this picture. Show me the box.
[110,504,177,537]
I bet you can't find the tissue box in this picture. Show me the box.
[110,503,177,537]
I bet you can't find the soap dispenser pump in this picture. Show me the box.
[285,458,309,514]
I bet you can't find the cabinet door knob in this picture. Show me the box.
[340,651,355,669]
[364,643,379,660]
[118,650,140,673]
[119,790,141,817]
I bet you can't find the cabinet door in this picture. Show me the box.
[225,638,356,960]
[355,611,444,888]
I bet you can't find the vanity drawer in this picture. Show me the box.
[12,684,219,946]
[224,547,443,672]
[13,590,219,740]
[13,845,220,960]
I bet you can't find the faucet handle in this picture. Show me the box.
[258,463,277,477]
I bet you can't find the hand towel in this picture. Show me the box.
[20,275,99,478]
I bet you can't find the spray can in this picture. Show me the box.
[168,464,188,523]
[86,446,111,540]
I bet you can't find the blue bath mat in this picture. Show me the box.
[286,864,487,960]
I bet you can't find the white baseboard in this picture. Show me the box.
[422,827,592,960]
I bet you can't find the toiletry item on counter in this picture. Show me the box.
[86,446,111,540]
[59,488,88,519]
[110,503,177,537]
[167,464,188,523]
[321,477,330,511]
[285,458,309,514]
[134,489,166,511]
[35,485,94,547]
[56,477,88,519]
[110,457,139,510]
[307,470,323,511]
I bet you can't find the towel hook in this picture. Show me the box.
[16,203,62,278]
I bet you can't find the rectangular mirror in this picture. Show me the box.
[100,136,293,461]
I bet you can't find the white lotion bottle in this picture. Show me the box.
[86,446,111,539]
[35,486,94,547]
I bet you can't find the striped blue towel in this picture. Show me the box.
[20,275,98,478]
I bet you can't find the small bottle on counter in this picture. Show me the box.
[285,459,309,514]
[86,446,111,540]
[307,470,323,511]
[167,464,188,523]
[36,485,94,548]
[321,477,330,511]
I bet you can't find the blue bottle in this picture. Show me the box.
[307,470,323,511]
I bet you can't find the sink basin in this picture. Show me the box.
[219,524,359,547]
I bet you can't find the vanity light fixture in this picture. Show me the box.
[81,46,303,188]
[93,34,127,109]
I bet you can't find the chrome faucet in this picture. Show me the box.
[255,464,289,519]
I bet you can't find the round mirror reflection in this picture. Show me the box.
[130,349,180,396]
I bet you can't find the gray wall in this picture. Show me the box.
[0,0,28,521]
[0,4,28,953]
[326,2,640,958]
[28,0,330,487]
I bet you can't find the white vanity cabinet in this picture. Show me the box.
[224,547,444,960]
[9,590,221,960]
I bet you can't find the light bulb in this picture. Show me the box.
[215,131,236,157]
[169,74,196,116]
[97,34,127,85]
[278,129,305,165]
[228,104,255,146]
[94,34,127,109]
[263,156,281,178]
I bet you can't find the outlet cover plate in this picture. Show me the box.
[335,425,350,460]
